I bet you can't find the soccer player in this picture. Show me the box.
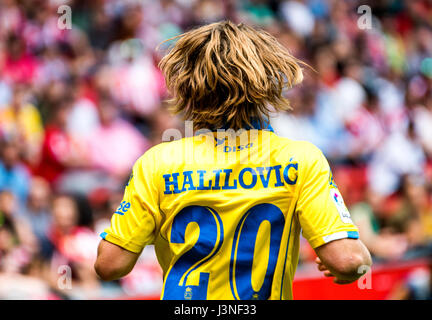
[94,21,372,300]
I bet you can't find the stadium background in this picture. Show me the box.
[0,0,432,300]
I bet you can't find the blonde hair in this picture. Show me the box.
[159,21,304,131]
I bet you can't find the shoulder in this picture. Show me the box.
[134,137,194,167]
[272,135,325,160]
[141,137,193,156]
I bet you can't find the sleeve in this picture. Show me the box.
[100,150,161,253]
[296,143,359,249]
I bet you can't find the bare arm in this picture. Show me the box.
[314,238,372,284]
[94,239,140,281]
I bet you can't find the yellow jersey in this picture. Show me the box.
[101,124,359,300]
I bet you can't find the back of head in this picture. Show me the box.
[159,21,304,131]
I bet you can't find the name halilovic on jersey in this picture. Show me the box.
[101,129,359,300]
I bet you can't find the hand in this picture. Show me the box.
[314,257,355,285]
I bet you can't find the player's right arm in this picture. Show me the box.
[95,239,140,281]
[295,142,372,284]
[94,149,161,281]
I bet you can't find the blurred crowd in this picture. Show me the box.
[0,0,432,299]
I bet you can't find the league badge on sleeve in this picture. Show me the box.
[331,189,353,224]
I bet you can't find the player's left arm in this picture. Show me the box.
[95,239,140,281]
[314,238,372,284]
[295,143,372,284]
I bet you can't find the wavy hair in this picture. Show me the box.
[159,21,305,131]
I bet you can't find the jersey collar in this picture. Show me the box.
[248,118,274,132]
[214,118,275,133]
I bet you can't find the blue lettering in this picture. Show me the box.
[239,167,257,189]
[222,169,237,190]
[163,173,182,194]
[197,170,212,190]
[273,165,284,187]
[283,163,298,185]
[256,167,273,188]
[211,169,223,190]
[114,201,131,215]
[163,163,291,194]
[215,137,226,146]
[181,171,196,192]
[222,143,254,153]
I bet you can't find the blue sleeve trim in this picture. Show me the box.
[100,232,108,239]
[347,231,359,239]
